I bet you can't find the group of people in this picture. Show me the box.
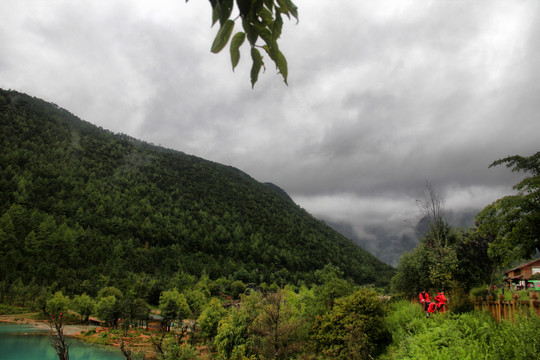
[419,290,446,317]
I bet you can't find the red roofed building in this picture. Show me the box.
[505,258,540,290]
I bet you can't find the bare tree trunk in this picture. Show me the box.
[417,182,446,246]
[120,339,133,360]
[150,333,165,355]
[49,314,69,360]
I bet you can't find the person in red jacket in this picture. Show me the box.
[419,290,430,312]
[435,291,447,313]
[427,301,437,315]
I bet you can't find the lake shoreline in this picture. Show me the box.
[0,314,156,358]
[0,314,94,335]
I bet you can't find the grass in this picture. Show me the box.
[470,286,537,302]
[379,300,540,360]
[502,290,536,301]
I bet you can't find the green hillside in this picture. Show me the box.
[0,89,394,297]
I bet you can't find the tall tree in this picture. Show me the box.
[46,292,71,317]
[454,229,496,292]
[72,293,95,324]
[96,293,124,329]
[390,244,431,298]
[249,290,305,360]
[392,183,460,297]
[416,182,452,248]
[476,152,540,263]
[213,291,260,358]
[416,183,458,291]
[158,289,190,332]
[313,264,353,311]
[198,297,227,340]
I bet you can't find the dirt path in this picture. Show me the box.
[0,314,96,335]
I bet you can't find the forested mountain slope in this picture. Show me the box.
[0,89,394,295]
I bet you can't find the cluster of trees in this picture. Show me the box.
[392,151,540,299]
[32,264,390,360]
[0,88,393,305]
[200,265,390,360]
[208,286,389,360]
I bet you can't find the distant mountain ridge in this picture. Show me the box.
[0,89,394,294]
[325,210,478,266]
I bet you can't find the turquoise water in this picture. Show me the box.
[0,323,124,360]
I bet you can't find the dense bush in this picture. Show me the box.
[312,288,391,360]
[448,287,474,314]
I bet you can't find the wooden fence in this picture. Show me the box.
[473,291,540,322]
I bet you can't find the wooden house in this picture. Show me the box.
[505,258,540,290]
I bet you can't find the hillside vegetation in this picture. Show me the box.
[0,88,393,298]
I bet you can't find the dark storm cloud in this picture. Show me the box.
[2,0,539,264]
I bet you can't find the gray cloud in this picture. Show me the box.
[1,0,539,265]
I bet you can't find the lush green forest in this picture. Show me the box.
[0,88,394,302]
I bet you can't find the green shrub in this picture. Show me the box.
[230,281,246,299]
[312,288,391,359]
[449,287,474,314]
[470,286,489,300]
[84,328,96,336]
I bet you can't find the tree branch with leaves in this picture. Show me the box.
[189,0,298,87]
[476,151,540,265]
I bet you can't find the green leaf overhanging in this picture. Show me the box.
[211,20,235,54]
[250,47,264,88]
[230,32,246,70]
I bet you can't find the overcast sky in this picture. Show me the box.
[2,0,539,264]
